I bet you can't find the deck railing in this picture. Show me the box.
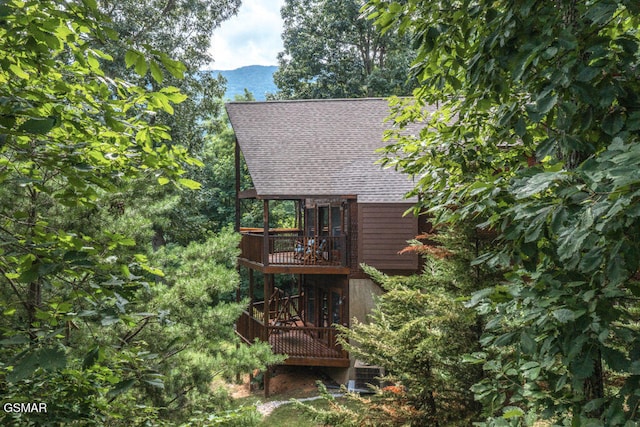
[268,324,347,359]
[238,233,262,264]
[236,311,348,361]
[251,293,302,325]
[236,310,268,343]
[239,230,348,267]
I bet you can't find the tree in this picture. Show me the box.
[0,0,266,424]
[339,227,486,426]
[135,232,280,422]
[366,0,640,424]
[273,0,417,99]
[96,0,242,242]
[297,225,492,426]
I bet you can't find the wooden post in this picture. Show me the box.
[263,199,269,265]
[264,366,271,398]
[248,269,254,340]
[264,274,271,328]
[234,138,241,233]
[234,138,242,305]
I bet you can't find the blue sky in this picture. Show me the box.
[207,0,286,70]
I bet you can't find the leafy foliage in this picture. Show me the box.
[0,0,270,425]
[366,0,640,424]
[314,226,488,426]
[97,0,243,243]
[135,232,280,422]
[273,0,417,99]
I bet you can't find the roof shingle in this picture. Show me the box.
[225,98,426,203]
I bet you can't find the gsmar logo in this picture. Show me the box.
[3,402,48,413]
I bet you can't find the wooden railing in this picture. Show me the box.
[236,310,267,343]
[239,233,265,264]
[250,293,302,325]
[239,231,348,267]
[236,311,348,361]
[268,324,348,359]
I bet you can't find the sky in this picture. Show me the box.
[207,0,286,70]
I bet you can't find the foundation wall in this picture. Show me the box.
[323,278,383,384]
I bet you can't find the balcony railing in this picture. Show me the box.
[239,230,348,267]
[236,311,348,362]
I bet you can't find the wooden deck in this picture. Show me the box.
[239,232,349,274]
[236,311,349,367]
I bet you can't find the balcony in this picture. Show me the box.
[236,310,349,368]
[238,228,349,274]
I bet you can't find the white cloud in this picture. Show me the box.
[207,0,285,70]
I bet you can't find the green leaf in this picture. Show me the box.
[177,178,201,190]
[573,356,594,379]
[0,335,29,345]
[107,378,136,399]
[602,347,629,372]
[552,308,576,323]
[7,347,67,382]
[503,407,525,419]
[125,49,141,68]
[514,171,564,199]
[81,0,98,11]
[82,347,101,370]
[160,86,188,103]
[576,66,601,83]
[134,55,148,77]
[18,117,58,134]
[150,60,163,84]
[494,332,516,347]
[602,112,625,136]
[520,331,537,354]
[143,378,165,389]
[536,92,558,116]
[9,63,29,79]
[158,54,186,79]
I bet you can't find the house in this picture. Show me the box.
[226,98,430,395]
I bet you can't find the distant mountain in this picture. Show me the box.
[209,65,278,101]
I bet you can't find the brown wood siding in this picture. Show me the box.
[348,200,359,276]
[357,203,419,272]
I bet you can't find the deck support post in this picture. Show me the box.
[264,274,271,332]
[249,269,254,339]
[264,366,271,398]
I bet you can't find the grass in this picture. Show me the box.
[225,367,362,426]
[259,398,357,427]
[231,391,360,426]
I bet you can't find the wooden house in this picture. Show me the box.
[226,98,429,394]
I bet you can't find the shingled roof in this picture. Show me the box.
[226,98,426,203]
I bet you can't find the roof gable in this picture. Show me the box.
[226,98,427,203]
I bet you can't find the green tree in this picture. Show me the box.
[96,0,242,243]
[0,0,261,424]
[98,0,241,155]
[130,232,279,423]
[299,226,490,426]
[0,0,191,422]
[273,0,417,99]
[367,0,640,424]
[342,229,486,426]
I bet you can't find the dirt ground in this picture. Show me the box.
[225,366,337,399]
